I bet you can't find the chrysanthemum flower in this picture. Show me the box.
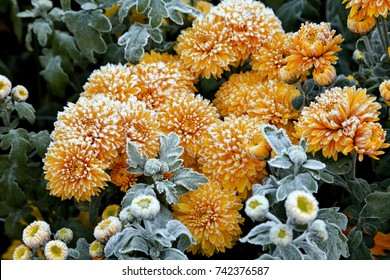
[119,206,134,224]
[102,204,121,219]
[13,244,33,260]
[52,94,123,166]
[94,216,122,242]
[159,92,220,163]
[172,179,244,257]
[54,228,73,244]
[0,74,12,99]
[250,33,291,80]
[343,0,390,18]
[285,22,344,76]
[130,195,160,220]
[285,190,319,225]
[354,122,389,161]
[245,195,269,221]
[294,86,383,160]
[117,99,160,158]
[211,0,283,63]
[43,140,110,201]
[11,85,29,102]
[245,133,272,161]
[213,71,264,118]
[110,153,141,192]
[198,116,268,199]
[269,224,293,247]
[22,221,51,249]
[347,9,376,35]
[89,240,105,258]
[175,15,237,79]
[82,63,139,102]
[379,80,390,106]
[246,79,301,126]
[312,65,337,87]
[44,240,68,260]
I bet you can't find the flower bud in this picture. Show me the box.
[313,65,336,87]
[22,220,51,249]
[0,75,12,99]
[269,224,293,247]
[310,219,328,241]
[347,10,375,36]
[89,240,105,258]
[11,85,29,102]
[13,244,33,260]
[245,195,269,221]
[54,227,73,244]
[130,195,160,220]
[245,134,272,160]
[44,240,68,260]
[287,146,307,166]
[94,216,122,242]
[352,50,365,63]
[379,80,390,106]
[144,158,163,176]
[285,190,319,225]
[102,204,121,219]
[280,67,300,85]
[119,206,134,224]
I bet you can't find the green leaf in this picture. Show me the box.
[347,227,363,251]
[240,221,276,245]
[32,18,52,47]
[295,172,318,193]
[147,0,168,28]
[156,180,178,204]
[323,156,351,175]
[126,141,148,173]
[29,130,51,157]
[117,0,137,23]
[262,124,292,156]
[120,236,149,255]
[67,248,80,260]
[137,0,150,13]
[89,195,101,224]
[291,95,305,111]
[159,248,188,260]
[63,9,111,62]
[276,0,305,32]
[53,31,83,64]
[302,159,326,170]
[268,155,292,169]
[360,192,390,222]
[166,0,198,25]
[158,133,184,165]
[317,208,348,230]
[4,207,32,240]
[0,128,32,164]
[74,238,91,260]
[274,243,304,260]
[14,102,35,124]
[172,168,207,191]
[348,178,371,203]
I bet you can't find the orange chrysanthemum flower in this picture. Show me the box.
[347,9,376,35]
[250,33,291,80]
[110,153,141,192]
[379,80,390,106]
[52,95,123,166]
[159,92,220,165]
[175,15,237,79]
[371,232,390,256]
[211,0,283,63]
[82,63,139,102]
[213,71,265,117]
[172,179,244,257]
[295,86,384,160]
[43,140,110,201]
[354,122,390,161]
[117,99,160,158]
[285,22,344,75]
[343,0,390,18]
[312,65,337,87]
[198,116,268,199]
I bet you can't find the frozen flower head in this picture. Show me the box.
[52,94,123,166]
[13,244,33,260]
[102,204,121,219]
[44,240,68,260]
[175,15,236,79]
[269,224,293,247]
[245,133,272,161]
[285,191,319,225]
[130,195,160,220]
[295,86,383,160]
[94,216,122,242]
[352,49,365,63]
[0,74,12,99]
[117,99,160,158]
[199,116,268,199]
[144,158,163,176]
[110,153,141,192]
[43,140,110,201]
[354,122,389,161]
[347,9,376,35]
[89,240,105,258]
[211,0,283,63]
[173,179,244,257]
[312,65,337,87]
[343,0,390,18]
[213,71,264,118]
[310,220,328,241]
[159,92,220,163]
[82,63,139,102]
[22,220,51,249]
[11,85,29,102]
[285,22,344,76]
[287,146,307,166]
[54,228,73,244]
[379,80,390,106]
[119,206,134,224]
[245,195,269,221]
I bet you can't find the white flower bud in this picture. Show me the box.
[11,85,29,102]
[0,75,12,99]
[285,191,319,225]
[13,244,33,260]
[119,206,134,224]
[44,240,68,260]
[310,219,328,241]
[54,228,73,244]
[94,216,122,242]
[287,146,307,166]
[22,220,51,249]
[130,195,160,220]
[89,240,105,258]
[269,224,293,247]
[38,0,53,10]
[245,195,269,221]
[144,158,163,176]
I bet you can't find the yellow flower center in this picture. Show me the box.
[69,159,87,179]
[98,219,112,230]
[249,200,261,209]
[136,198,152,209]
[297,196,315,214]
[50,245,62,257]
[278,229,286,238]
[16,247,28,259]
[28,225,40,238]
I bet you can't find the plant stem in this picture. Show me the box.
[349,153,357,180]
[376,16,390,56]
[362,35,376,67]
[266,212,282,224]
[292,232,308,245]
[143,219,154,242]
[295,82,306,107]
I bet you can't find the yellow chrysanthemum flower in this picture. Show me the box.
[211,0,283,63]
[285,22,344,77]
[43,140,110,201]
[173,179,244,257]
[347,9,376,35]
[110,153,141,192]
[312,65,337,87]
[175,15,237,79]
[198,116,268,199]
[102,204,121,219]
[52,94,123,166]
[295,86,384,160]
[159,92,220,163]
[213,71,265,118]
[343,0,390,18]
[379,80,390,106]
[82,63,139,102]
